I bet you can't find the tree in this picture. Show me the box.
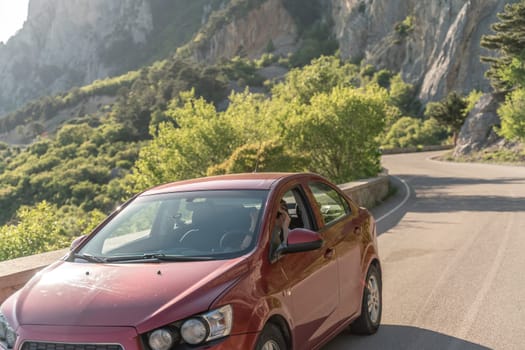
[497,88,525,142]
[56,123,93,146]
[284,85,387,182]
[207,139,303,175]
[424,92,468,145]
[0,201,105,261]
[389,74,421,117]
[272,56,359,104]
[130,91,239,191]
[383,117,446,148]
[481,1,525,91]
[127,57,392,189]
[373,69,393,89]
[481,1,525,143]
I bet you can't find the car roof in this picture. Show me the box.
[140,172,319,196]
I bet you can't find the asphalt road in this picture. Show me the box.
[323,151,525,350]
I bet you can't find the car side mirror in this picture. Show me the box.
[70,235,87,251]
[276,228,323,255]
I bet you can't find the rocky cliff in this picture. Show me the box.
[0,0,516,117]
[331,0,512,103]
[454,93,504,156]
[0,0,154,115]
[190,0,297,63]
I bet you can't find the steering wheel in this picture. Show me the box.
[178,229,200,248]
[219,230,249,250]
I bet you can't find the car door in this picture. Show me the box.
[307,181,364,325]
[270,186,341,349]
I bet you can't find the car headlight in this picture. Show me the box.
[0,312,17,350]
[180,319,207,345]
[180,305,233,345]
[148,328,178,350]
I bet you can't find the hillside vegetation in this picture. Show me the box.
[481,1,525,144]
[3,0,508,261]
[0,52,452,260]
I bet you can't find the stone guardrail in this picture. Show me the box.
[0,249,68,303]
[380,144,453,155]
[0,173,390,304]
[339,173,390,210]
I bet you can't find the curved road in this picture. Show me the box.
[324,151,525,350]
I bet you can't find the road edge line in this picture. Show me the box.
[376,176,410,223]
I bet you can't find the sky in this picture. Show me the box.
[0,0,30,43]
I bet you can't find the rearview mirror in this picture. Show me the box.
[277,228,323,255]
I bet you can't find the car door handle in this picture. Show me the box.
[324,248,335,259]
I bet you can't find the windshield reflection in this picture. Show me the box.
[76,190,268,261]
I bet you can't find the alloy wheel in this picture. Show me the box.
[367,274,381,324]
[261,340,281,350]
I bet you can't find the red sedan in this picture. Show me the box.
[0,172,381,350]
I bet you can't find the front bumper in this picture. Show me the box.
[8,325,260,350]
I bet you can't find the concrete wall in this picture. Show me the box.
[340,173,390,210]
[0,174,390,304]
[380,144,453,155]
[0,249,68,303]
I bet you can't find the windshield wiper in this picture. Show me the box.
[104,253,213,263]
[154,254,213,261]
[72,253,106,263]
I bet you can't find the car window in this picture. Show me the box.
[78,190,268,260]
[100,201,160,254]
[282,188,314,230]
[308,182,351,225]
[269,187,314,262]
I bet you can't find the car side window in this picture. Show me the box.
[269,187,314,262]
[282,188,314,231]
[308,182,351,225]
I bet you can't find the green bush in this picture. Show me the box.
[395,16,415,36]
[383,116,446,148]
[497,88,525,142]
[0,200,108,261]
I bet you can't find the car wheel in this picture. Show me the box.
[351,264,382,334]
[256,324,287,350]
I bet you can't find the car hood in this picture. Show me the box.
[13,257,247,331]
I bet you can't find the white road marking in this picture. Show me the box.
[376,176,411,223]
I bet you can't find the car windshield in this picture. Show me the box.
[76,190,268,262]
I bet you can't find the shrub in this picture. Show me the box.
[395,16,415,36]
[497,88,525,142]
[383,117,446,148]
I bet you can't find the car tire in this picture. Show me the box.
[255,323,287,350]
[351,264,382,334]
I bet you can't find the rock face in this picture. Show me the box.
[0,0,296,116]
[0,0,516,117]
[0,0,154,115]
[330,0,511,103]
[192,0,297,63]
[454,93,504,156]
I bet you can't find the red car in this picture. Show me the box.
[0,172,381,350]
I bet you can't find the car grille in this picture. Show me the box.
[22,343,123,350]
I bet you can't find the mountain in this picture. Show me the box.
[0,0,225,116]
[0,0,514,119]
[331,0,512,103]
